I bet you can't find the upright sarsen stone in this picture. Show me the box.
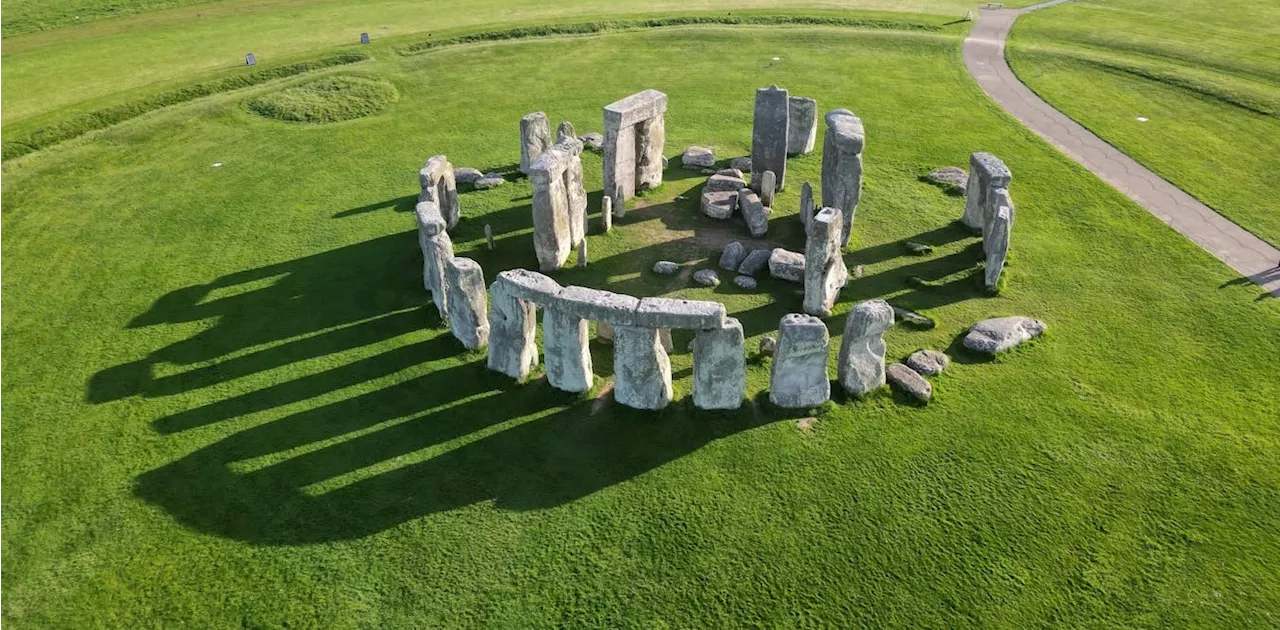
[557,120,577,144]
[415,200,454,318]
[529,147,574,271]
[803,207,848,317]
[693,318,746,410]
[613,325,673,410]
[520,112,553,175]
[603,89,668,211]
[487,276,539,379]
[769,313,830,408]
[445,257,489,349]
[984,202,1012,289]
[962,152,1012,231]
[752,85,790,191]
[787,96,818,156]
[799,181,816,227]
[419,155,460,230]
[821,109,865,247]
[543,308,592,393]
[837,299,894,398]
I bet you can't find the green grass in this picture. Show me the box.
[246,74,398,124]
[1008,0,1280,246]
[4,24,1279,626]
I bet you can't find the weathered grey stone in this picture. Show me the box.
[892,306,934,329]
[905,241,933,256]
[837,299,894,398]
[803,207,849,317]
[556,120,577,144]
[768,248,805,283]
[693,317,746,410]
[520,112,553,175]
[769,313,830,408]
[701,190,738,220]
[759,170,777,208]
[694,269,720,287]
[734,275,758,289]
[528,146,575,271]
[633,297,726,329]
[563,142,588,247]
[580,132,604,150]
[799,181,816,227]
[577,239,588,269]
[719,242,748,271]
[613,326,673,410]
[739,189,769,237]
[416,202,455,318]
[963,316,1045,354]
[983,186,1015,247]
[601,196,613,233]
[927,166,967,191]
[821,109,865,246]
[737,249,771,276]
[752,85,790,191]
[544,308,592,393]
[419,155,460,230]
[596,321,614,344]
[683,146,715,168]
[984,204,1012,289]
[962,152,1012,230]
[758,335,777,356]
[474,175,506,189]
[699,168,716,175]
[487,276,538,379]
[653,260,678,275]
[456,167,484,184]
[496,268,562,305]
[905,349,949,376]
[787,96,818,155]
[887,363,932,402]
[603,89,668,209]
[705,172,747,193]
[553,285,640,326]
[445,257,488,349]
[484,224,495,251]
[730,157,752,172]
[659,328,674,353]
[415,200,446,237]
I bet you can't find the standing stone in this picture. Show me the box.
[769,314,830,408]
[768,248,805,283]
[719,241,748,271]
[577,239,588,269]
[564,140,588,248]
[613,326,673,410]
[739,188,769,237]
[487,278,538,379]
[837,299,895,398]
[602,196,613,232]
[983,186,1015,251]
[821,109,865,246]
[693,317,746,410]
[962,152,1012,231]
[787,96,818,155]
[603,89,668,211]
[804,207,849,317]
[445,257,489,349]
[557,120,577,144]
[544,309,592,393]
[419,155,460,230]
[596,321,614,344]
[659,328,674,353]
[985,203,1012,289]
[520,112,553,175]
[415,201,454,318]
[528,146,574,271]
[799,181,816,227]
[759,170,777,208]
[484,224,495,250]
[751,85,790,191]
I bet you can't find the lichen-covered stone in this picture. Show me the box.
[528,147,574,271]
[962,152,1012,230]
[752,85,790,191]
[474,175,505,189]
[445,257,488,349]
[984,203,1012,289]
[694,269,720,287]
[416,201,455,318]
[734,275,758,289]
[544,308,592,393]
[768,248,805,283]
[758,335,777,356]
[456,167,484,184]
[613,326,673,410]
[705,172,747,193]
[604,89,667,208]
[928,166,967,191]
[837,299,894,397]
[821,109,865,246]
[759,170,777,208]
[693,318,746,410]
[520,112,552,175]
[553,285,640,327]
[682,146,715,168]
[419,155,460,230]
[887,363,932,402]
[653,260,678,275]
[601,196,613,233]
[787,96,818,155]
[730,157,752,172]
[905,349,949,376]
[633,297,726,329]
[720,242,748,271]
[739,189,769,237]
[737,249,771,276]
[799,181,816,227]
[769,314,830,408]
[701,190,738,219]
[963,316,1045,354]
[487,277,538,379]
[556,120,577,144]
[803,207,848,317]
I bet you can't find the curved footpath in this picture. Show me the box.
[963,2,1280,297]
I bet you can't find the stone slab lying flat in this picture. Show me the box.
[963,316,1045,354]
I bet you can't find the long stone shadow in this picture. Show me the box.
[133,364,770,545]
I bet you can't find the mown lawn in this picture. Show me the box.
[3,25,1279,627]
[1007,0,1280,246]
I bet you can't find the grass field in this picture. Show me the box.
[1007,0,1280,246]
[4,17,1280,626]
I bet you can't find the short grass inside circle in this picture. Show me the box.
[246,75,399,124]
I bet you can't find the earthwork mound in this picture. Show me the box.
[246,74,398,124]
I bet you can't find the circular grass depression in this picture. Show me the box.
[246,75,399,123]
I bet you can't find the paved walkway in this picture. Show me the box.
[963,2,1280,296]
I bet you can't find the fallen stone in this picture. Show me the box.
[803,207,848,317]
[455,167,484,184]
[927,166,967,191]
[445,257,489,350]
[739,189,769,237]
[752,85,790,191]
[892,306,934,329]
[701,190,738,219]
[738,249,771,276]
[769,313,830,408]
[700,168,716,175]
[768,248,805,283]
[474,175,506,189]
[682,146,716,168]
[720,242,748,271]
[705,172,747,193]
[837,299,894,398]
[580,132,604,150]
[694,269,720,287]
[887,363,932,402]
[633,297,726,329]
[787,96,818,155]
[963,316,1045,354]
[653,260,679,275]
[734,275,758,289]
[693,318,746,410]
[758,335,777,356]
[905,349,949,376]
[759,170,777,208]
[613,325,673,410]
[730,157,752,172]
[905,241,933,256]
